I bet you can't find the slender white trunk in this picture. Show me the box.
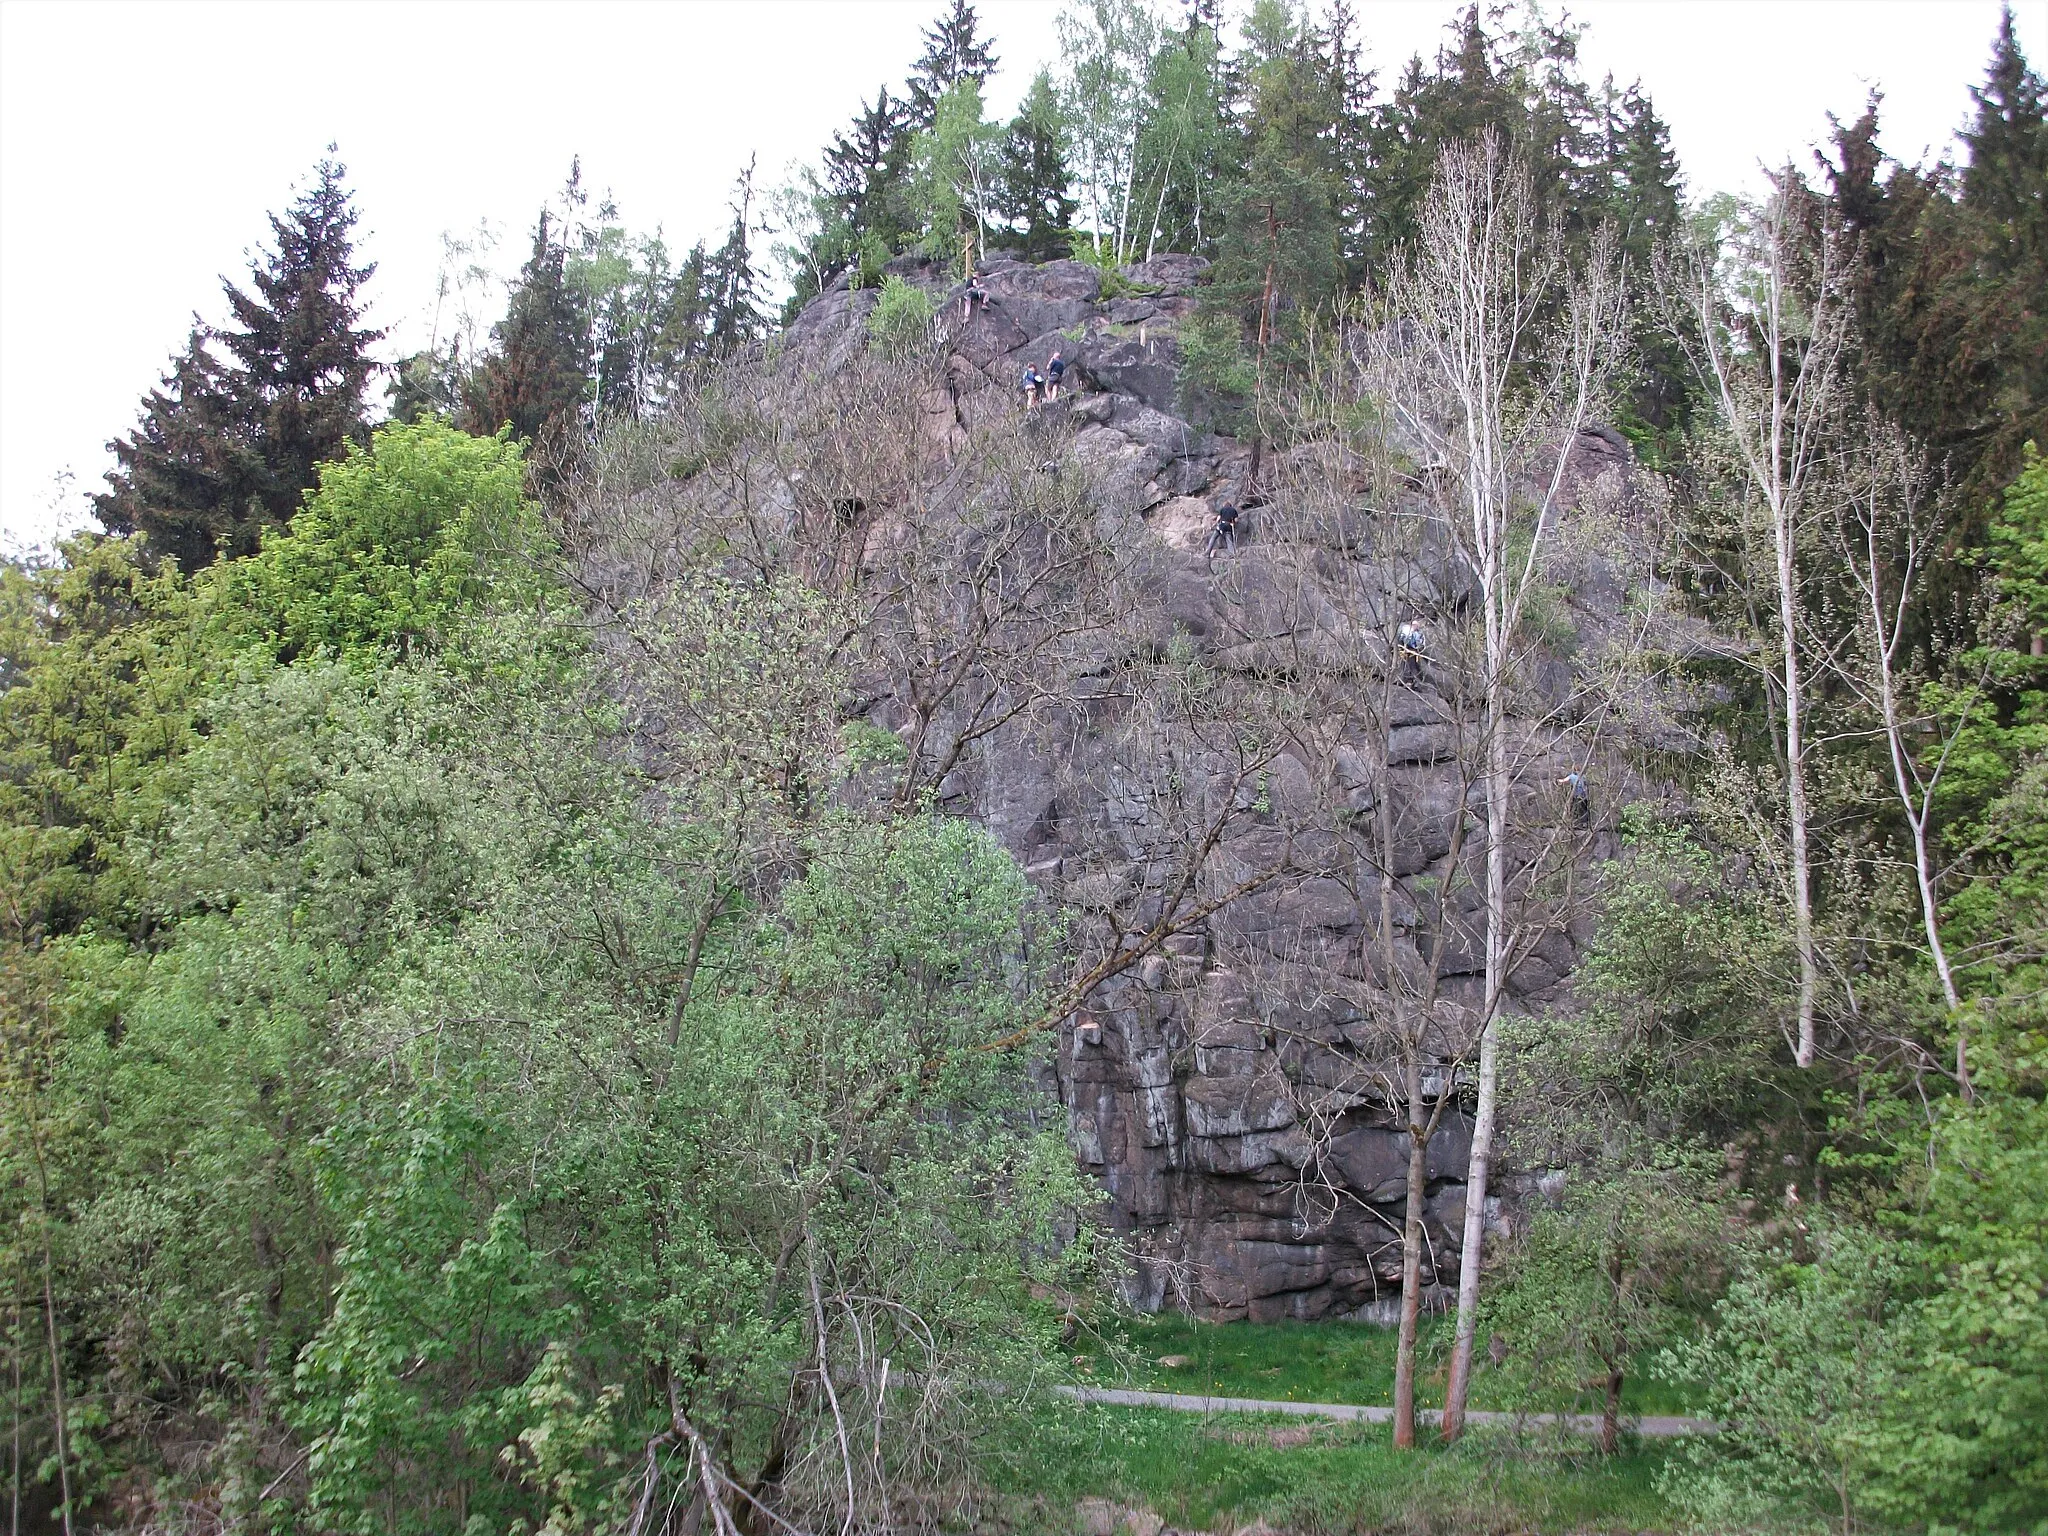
[1775,493,1818,1066]
[1443,534,1508,1442]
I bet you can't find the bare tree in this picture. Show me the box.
[1367,132,1625,1442]
[1830,414,1976,1096]
[1666,174,1848,1070]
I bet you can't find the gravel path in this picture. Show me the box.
[1055,1384,1716,1438]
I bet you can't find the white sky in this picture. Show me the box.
[2,0,2040,549]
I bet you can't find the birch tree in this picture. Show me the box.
[1666,178,1847,1069]
[1056,0,1160,262]
[1831,415,1975,1094]
[1368,132,1624,1443]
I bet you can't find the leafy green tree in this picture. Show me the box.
[912,78,1003,265]
[1130,17,1231,260]
[1486,1147,1724,1453]
[1057,0,1161,262]
[0,539,220,939]
[997,69,1079,260]
[227,419,549,662]
[867,275,939,357]
[1661,1229,1906,1536]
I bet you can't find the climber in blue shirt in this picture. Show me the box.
[1559,771,1592,828]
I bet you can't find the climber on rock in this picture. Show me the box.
[1046,347,1066,400]
[961,274,988,322]
[1396,619,1428,681]
[1559,770,1592,828]
[1020,365,1044,410]
[1205,501,1241,561]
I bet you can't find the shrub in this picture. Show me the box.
[866,275,938,358]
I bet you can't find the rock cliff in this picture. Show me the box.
[674,251,1683,1323]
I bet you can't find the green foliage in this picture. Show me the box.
[997,68,1077,260]
[866,274,939,357]
[992,1403,1682,1535]
[1484,1149,1724,1445]
[225,418,551,660]
[1175,310,1255,428]
[909,77,1001,265]
[1660,1228,1907,1534]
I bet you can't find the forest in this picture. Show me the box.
[3,2,2045,1533]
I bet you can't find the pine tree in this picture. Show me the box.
[999,69,1079,260]
[1204,0,1351,360]
[1962,3,2048,262]
[93,329,264,568]
[706,161,765,358]
[1604,83,1691,435]
[825,85,918,254]
[95,153,380,565]
[468,209,590,444]
[907,0,1000,129]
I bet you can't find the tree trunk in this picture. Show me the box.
[1444,551,1509,1444]
[1774,496,1818,1068]
[1393,1055,1430,1450]
[1602,1366,1624,1456]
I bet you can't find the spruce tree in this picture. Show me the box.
[1962,3,2048,260]
[907,0,1000,130]
[213,150,382,527]
[706,162,765,358]
[468,209,590,444]
[1204,0,1351,360]
[1604,83,1691,435]
[999,69,1079,260]
[824,85,918,255]
[1365,7,1523,261]
[93,329,264,568]
[96,152,380,565]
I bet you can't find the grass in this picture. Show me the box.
[982,1401,1686,1535]
[1066,1313,1704,1418]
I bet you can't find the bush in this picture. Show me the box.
[866,275,938,358]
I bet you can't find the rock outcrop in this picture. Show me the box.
[767,253,1679,1322]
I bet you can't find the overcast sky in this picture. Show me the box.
[2,0,2039,549]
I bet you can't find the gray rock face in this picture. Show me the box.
[766,254,1680,1323]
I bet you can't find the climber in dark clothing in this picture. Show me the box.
[1559,771,1592,828]
[961,275,988,321]
[1205,501,1241,559]
[1046,348,1066,400]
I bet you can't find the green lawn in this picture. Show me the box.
[1066,1313,1702,1418]
[983,1401,1686,1535]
